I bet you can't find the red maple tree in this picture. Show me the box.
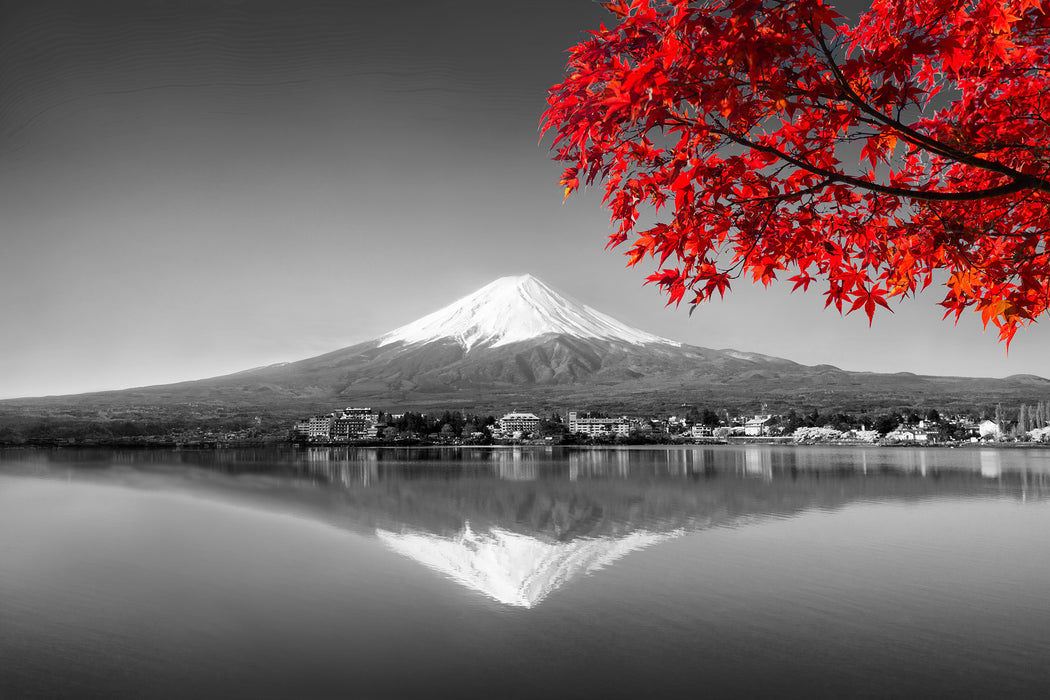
[542,0,1050,345]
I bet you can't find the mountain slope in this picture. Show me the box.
[3,273,1049,415]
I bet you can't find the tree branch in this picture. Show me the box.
[811,25,1050,193]
[712,122,1034,202]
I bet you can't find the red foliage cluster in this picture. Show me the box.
[542,0,1050,345]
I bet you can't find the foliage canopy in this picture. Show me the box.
[542,0,1050,345]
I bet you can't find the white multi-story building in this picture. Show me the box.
[307,414,334,439]
[979,419,1002,440]
[743,415,775,436]
[343,407,380,421]
[339,407,381,439]
[299,408,381,441]
[567,411,631,436]
[690,425,715,440]
[499,412,541,434]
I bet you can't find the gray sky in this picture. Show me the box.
[1,0,1047,399]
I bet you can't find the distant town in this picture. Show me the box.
[288,402,1050,447]
[5,400,1050,449]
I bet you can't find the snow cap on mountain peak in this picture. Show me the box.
[379,274,680,350]
[496,273,539,285]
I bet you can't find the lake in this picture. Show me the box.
[2,445,1049,698]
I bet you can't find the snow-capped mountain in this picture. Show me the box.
[31,272,1049,412]
[377,524,678,608]
[379,274,680,351]
[191,272,763,399]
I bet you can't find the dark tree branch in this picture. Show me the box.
[811,24,1050,193]
[711,121,1037,202]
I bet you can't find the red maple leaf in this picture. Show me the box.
[542,0,1050,343]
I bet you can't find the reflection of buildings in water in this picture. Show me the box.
[567,449,633,478]
[666,448,720,475]
[724,447,797,477]
[972,451,1050,502]
[664,448,689,474]
[743,447,772,480]
[566,447,806,480]
[299,447,379,487]
[980,450,1002,479]
[493,448,539,481]
[1019,468,1050,503]
[110,451,140,465]
[567,450,594,477]
[496,461,538,482]
[376,524,679,608]
[891,449,932,477]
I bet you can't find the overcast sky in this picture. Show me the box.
[0,0,1047,399]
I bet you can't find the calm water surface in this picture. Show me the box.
[2,445,1049,699]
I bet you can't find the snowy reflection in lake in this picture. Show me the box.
[2,445,1050,698]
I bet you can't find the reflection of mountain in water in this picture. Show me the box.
[283,446,1050,606]
[12,446,1050,607]
[376,524,676,608]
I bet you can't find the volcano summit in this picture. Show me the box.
[379,274,679,351]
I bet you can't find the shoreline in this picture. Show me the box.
[3,439,1049,451]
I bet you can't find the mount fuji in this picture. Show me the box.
[173,272,817,409]
[7,273,1048,413]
